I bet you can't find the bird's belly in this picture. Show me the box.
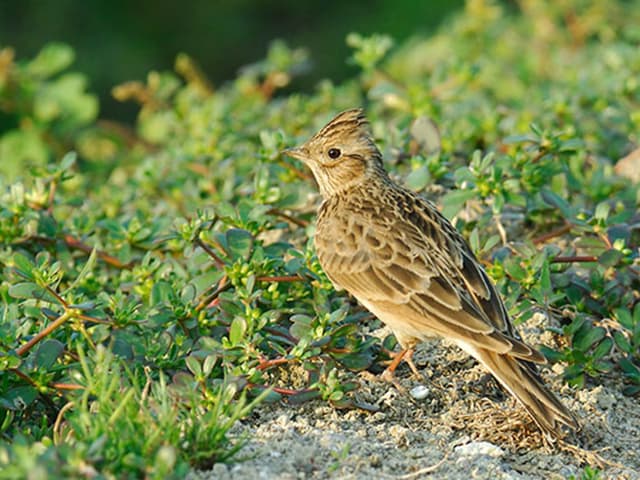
[356,297,440,348]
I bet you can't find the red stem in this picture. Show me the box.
[63,234,133,269]
[532,223,572,244]
[194,237,226,268]
[257,357,291,371]
[551,255,597,263]
[16,310,73,356]
[256,275,304,283]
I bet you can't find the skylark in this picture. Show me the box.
[284,108,578,438]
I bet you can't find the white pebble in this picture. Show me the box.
[455,441,504,458]
[409,385,430,400]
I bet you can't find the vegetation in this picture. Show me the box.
[1,0,639,476]
[0,0,461,121]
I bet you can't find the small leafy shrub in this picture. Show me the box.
[1,0,639,476]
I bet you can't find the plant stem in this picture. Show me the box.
[256,275,304,283]
[63,234,133,269]
[532,223,572,244]
[16,310,74,356]
[195,237,226,268]
[551,255,597,263]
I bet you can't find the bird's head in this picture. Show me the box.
[284,108,385,198]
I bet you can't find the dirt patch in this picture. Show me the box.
[190,324,640,480]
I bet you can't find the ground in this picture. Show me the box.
[190,319,640,480]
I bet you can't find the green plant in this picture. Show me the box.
[569,465,603,480]
[1,0,640,475]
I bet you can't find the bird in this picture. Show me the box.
[284,108,579,439]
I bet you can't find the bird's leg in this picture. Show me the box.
[381,347,423,385]
[404,350,423,379]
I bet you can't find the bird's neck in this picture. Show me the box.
[320,167,392,206]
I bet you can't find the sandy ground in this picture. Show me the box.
[190,320,640,480]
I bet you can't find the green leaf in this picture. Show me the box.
[202,355,217,377]
[538,345,565,362]
[410,116,441,154]
[63,248,97,294]
[591,337,613,360]
[541,189,575,219]
[26,42,74,77]
[563,364,586,387]
[346,33,394,71]
[383,334,397,351]
[312,339,335,355]
[469,228,480,253]
[573,236,608,252]
[328,324,357,341]
[592,360,613,373]
[264,242,291,258]
[329,390,344,402]
[619,358,640,383]
[185,356,202,377]
[612,331,631,353]
[623,385,640,396]
[558,138,584,152]
[614,308,633,330]
[190,270,225,297]
[598,249,623,267]
[224,229,253,260]
[249,386,282,403]
[35,339,65,369]
[594,202,610,221]
[502,134,534,144]
[0,129,49,179]
[539,259,551,292]
[505,261,527,281]
[0,352,21,371]
[60,151,77,171]
[327,306,349,324]
[34,73,98,126]
[440,189,476,219]
[405,165,430,191]
[564,316,586,336]
[229,317,247,345]
[288,389,321,404]
[151,280,174,304]
[289,314,313,340]
[529,123,544,137]
[111,337,134,361]
[8,282,59,303]
[0,386,38,411]
[483,235,500,252]
[573,325,606,352]
[333,351,374,370]
[12,253,35,280]
[633,303,640,326]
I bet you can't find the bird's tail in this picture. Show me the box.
[471,348,579,439]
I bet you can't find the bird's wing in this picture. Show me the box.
[315,193,545,362]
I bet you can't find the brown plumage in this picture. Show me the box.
[284,108,578,439]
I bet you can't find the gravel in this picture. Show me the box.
[190,327,640,480]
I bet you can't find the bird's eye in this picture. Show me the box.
[327,148,341,159]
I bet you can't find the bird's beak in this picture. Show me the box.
[282,146,307,162]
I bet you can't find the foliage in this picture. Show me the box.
[1,0,639,476]
[570,465,603,480]
[0,0,460,121]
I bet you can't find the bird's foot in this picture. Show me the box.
[380,347,426,388]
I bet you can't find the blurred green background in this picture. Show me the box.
[0,0,463,122]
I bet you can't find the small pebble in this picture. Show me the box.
[409,385,430,400]
[593,386,617,409]
[455,441,504,458]
[211,464,229,477]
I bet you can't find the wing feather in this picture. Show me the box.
[316,190,545,363]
